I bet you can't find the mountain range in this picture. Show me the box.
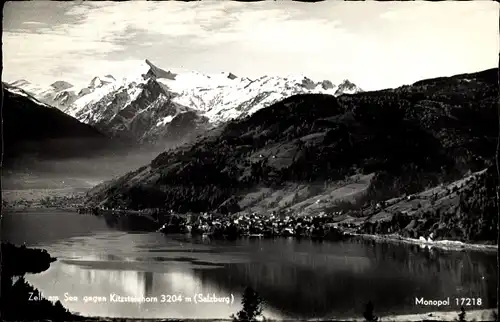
[5,62,498,244]
[86,67,498,244]
[9,59,363,145]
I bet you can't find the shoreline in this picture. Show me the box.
[4,206,81,213]
[370,308,497,322]
[4,206,498,253]
[351,232,498,252]
[59,308,499,322]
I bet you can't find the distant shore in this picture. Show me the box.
[351,232,498,252]
[4,205,497,254]
[367,308,497,322]
[2,187,86,209]
[3,187,498,253]
[39,308,498,322]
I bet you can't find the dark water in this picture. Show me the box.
[2,210,497,320]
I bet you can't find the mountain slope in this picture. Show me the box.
[356,166,498,243]
[87,67,498,241]
[2,83,116,168]
[64,74,207,144]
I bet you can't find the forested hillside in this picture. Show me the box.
[87,68,498,242]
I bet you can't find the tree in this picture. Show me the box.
[491,309,498,321]
[1,243,72,321]
[232,287,264,322]
[363,301,378,322]
[458,306,466,322]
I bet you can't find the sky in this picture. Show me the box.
[3,1,499,91]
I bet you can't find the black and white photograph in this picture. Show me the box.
[1,1,498,321]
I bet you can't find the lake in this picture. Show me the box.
[2,210,497,320]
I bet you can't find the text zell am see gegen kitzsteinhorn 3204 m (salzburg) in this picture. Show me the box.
[28,291,235,305]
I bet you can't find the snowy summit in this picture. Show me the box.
[10,59,363,143]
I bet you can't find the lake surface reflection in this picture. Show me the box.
[2,211,497,320]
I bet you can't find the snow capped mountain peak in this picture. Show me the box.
[339,79,356,87]
[10,79,31,88]
[89,77,102,88]
[299,76,317,90]
[12,60,363,144]
[6,79,78,110]
[157,70,231,90]
[143,59,177,80]
[4,83,53,109]
[118,59,176,86]
[335,79,362,95]
[89,75,115,89]
[221,72,238,80]
[321,80,334,90]
[50,80,73,92]
[8,79,43,94]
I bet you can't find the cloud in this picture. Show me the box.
[63,1,231,39]
[3,1,498,91]
[5,1,326,84]
[22,21,46,25]
[380,1,496,21]
[3,29,127,87]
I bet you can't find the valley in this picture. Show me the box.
[3,2,498,321]
[4,65,498,249]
